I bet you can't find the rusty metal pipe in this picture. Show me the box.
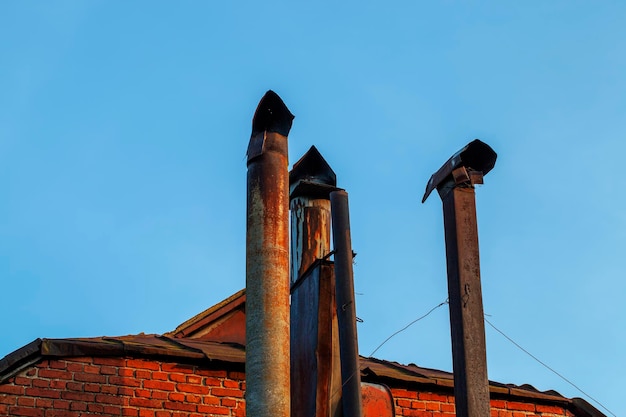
[246,90,293,417]
[423,140,497,417]
[330,190,363,417]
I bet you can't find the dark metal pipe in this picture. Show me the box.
[330,190,363,417]
[246,90,293,417]
[423,140,497,417]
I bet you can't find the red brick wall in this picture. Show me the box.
[391,388,576,417]
[0,357,245,417]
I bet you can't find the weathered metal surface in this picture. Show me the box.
[330,190,363,417]
[246,90,293,417]
[289,146,341,417]
[361,383,395,417]
[441,185,490,417]
[423,140,496,417]
[422,139,496,203]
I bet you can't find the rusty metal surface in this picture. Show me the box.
[246,90,292,417]
[361,382,395,417]
[441,185,491,417]
[330,190,364,417]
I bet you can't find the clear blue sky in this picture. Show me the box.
[1,2,623,416]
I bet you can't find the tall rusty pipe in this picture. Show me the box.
[289,146,337,283]
[246,90,293,417]
[330,190,363,417]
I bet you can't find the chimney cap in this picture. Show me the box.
[290,146,338,199]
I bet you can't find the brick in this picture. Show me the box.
[203,377,222,386]
[109,376,141,387]
[197,405,229,415]
[176,383,208,395]
[491,400,506,408]
[52,400,69,410]
[425,402,440,411]
[155,412,172,417]
[24,388,61,399]
[129,397,163,408]
[168,393,185,402]
[61,391,95,402]
[221,398,237,407]
[33,379,50,388]
[136,370,152,379]
[491,410,499,417]
[203,396,220,406]
[88,403,105,413]
[163,402,197,412]
[186,394,202,404]
[186,375,202,384]
[211,387,243,398]
[169,373,186,383]
[45,411,80,417]
[17,397,36,407]
[102,385,117,394]
[0,385,24,395]
[35,398,53,408]
[103,405,123,415]
[37,369,72,380]
[536,404,565,414]
[0,395,16,405]
[392,388,418,399]
[73,372,106,383]
[69,402,87,411]
[128,359,160,371]
[441,403,455,413]
[397,399,411,408]
[122,408,139,416]
[507,402,535,412]
[419,392,447,402]
[498,410,512,417]
[162,363,195,373]
[152,371,168,381]
[49,380,67,390]
[144,380,176,391]
[100,365,118,375]
[96,394,125,405]
[227,371,245,380]
[14,377,33,386]
[85,383,102,392]
[413,400,428,410]
[511,412,526,417]
[138,410,155,417]
[84,365,100,374]
[66,363,84,372]
[66,382,83,391]
[119,368,135,377]
[25,369,36,377]
[135,388,152,398]
[0,405,7,414]
[117,387,135,396]
[196,369,226,378]
[47,360,67,370]
[223,379,239,388]
[10,407,44,417]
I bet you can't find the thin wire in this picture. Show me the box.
[329,298,448,403]
[369,299,448,358]
[485,317,617,417]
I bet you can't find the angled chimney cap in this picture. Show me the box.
[290,146,338,199]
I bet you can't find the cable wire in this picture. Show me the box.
[484,317,617,417]
[368,299,448,357]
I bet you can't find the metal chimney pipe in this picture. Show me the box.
[422,139,497,417]
[330,190,363,417]
[246,90,294,417]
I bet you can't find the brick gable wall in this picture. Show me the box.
[391,388,576,417]
[0,357,245,417]
[0,357,581,417]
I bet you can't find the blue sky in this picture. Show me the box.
[1,2,624,416]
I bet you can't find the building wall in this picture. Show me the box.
[0,357,579,417]
[390,387,575,417]
[0,357,245,417]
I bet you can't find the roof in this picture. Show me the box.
[0,334,603,417]
[0,289,605,417]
